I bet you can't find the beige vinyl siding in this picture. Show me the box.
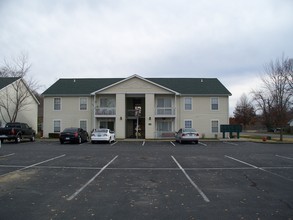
[43,96,92,137]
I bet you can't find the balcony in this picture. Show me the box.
[155,107,176,117]
[95,107,116,117]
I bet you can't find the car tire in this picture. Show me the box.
[194,140,199,144]
[30,135,35,142]
[15,135,21,143]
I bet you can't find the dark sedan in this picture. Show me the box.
[59,127,88,144]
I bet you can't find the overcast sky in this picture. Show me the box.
[1,0,293,114]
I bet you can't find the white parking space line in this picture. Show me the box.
[170,141,175,146]
[199,142,207,146]
[171,156,210,203]
[111,141,118,146]
[223,141,238,146]
[67,155,118,201]
[276,155,293,160]
[225,155,293,182]
[142,141,145,146]
[0,153,15,158]
[0,154,66,177]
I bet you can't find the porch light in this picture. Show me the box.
[120,116,122,120]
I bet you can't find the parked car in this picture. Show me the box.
[175,128,199,144]
[91,129,115,144]
[0,122,36,143]
[59,127,88,144]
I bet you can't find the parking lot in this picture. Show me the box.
[0,140,292,220]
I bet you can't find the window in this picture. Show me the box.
[80,120,87,131]
[184,120,192,128]
[211,120,219,133]
[157,120,172,131]
[157,97,172,108]
[80,98,87,110]
[54,98,61,110]
[53,120,61,132]
[100,97,115,107]
[184,97,192,110]
[211,97,218,110]
[157,97,172,115]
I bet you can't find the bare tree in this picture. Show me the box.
[233,93,256,130]
[252,55,293,141]
[0,53,40,123]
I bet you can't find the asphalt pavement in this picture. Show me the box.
[0,140,292,219]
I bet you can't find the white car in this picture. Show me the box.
[91,129,115,144]
[175,128,199,144]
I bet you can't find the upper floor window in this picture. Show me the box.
[80,98,88,110]
[211,97,219,110]
[157,97,172,108]
[54,98,61,111]
[184,97,192,110]
[100,97,115,107]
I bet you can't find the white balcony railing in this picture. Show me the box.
[155,107,175,116]
[95,107,116,116]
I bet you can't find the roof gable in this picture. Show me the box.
[91,75,178,94]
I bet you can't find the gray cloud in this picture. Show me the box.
[1,0,293,114]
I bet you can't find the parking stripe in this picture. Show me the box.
[0,154,66,177]
[225,155,293,182]
[0,153,15,158]
[67,155,118,201]
[276,155,293,160]
[171,156,210,203]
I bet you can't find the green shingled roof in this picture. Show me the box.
[42,76,231,96]
[0,77,20,90]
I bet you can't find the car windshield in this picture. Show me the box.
[96,129,108,133]
[183,128,196,132]
[63,128,78,132]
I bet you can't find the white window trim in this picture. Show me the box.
[184,97,193,111]
[53,119,61,133]
[53,97,62,111]
[211,119,219,133]
[211,97,219,111]
[184,119,193,128]
[79,119,88,131]
[79,97,88,111]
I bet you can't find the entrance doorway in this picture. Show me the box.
[125,96,145,138]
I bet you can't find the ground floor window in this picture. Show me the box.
[98,119,115,131]
[211,120,219,133]
[184,120,192,128]
[156,119,174,138]
[80,120,87,131]
[53,120,61,132]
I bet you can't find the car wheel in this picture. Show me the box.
[109,137,112,144]
[30,135,35,142]
[194,140,199,144]
[15,135,21,143]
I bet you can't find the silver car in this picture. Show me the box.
[91,129,115,144]
[175,128,199,144]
